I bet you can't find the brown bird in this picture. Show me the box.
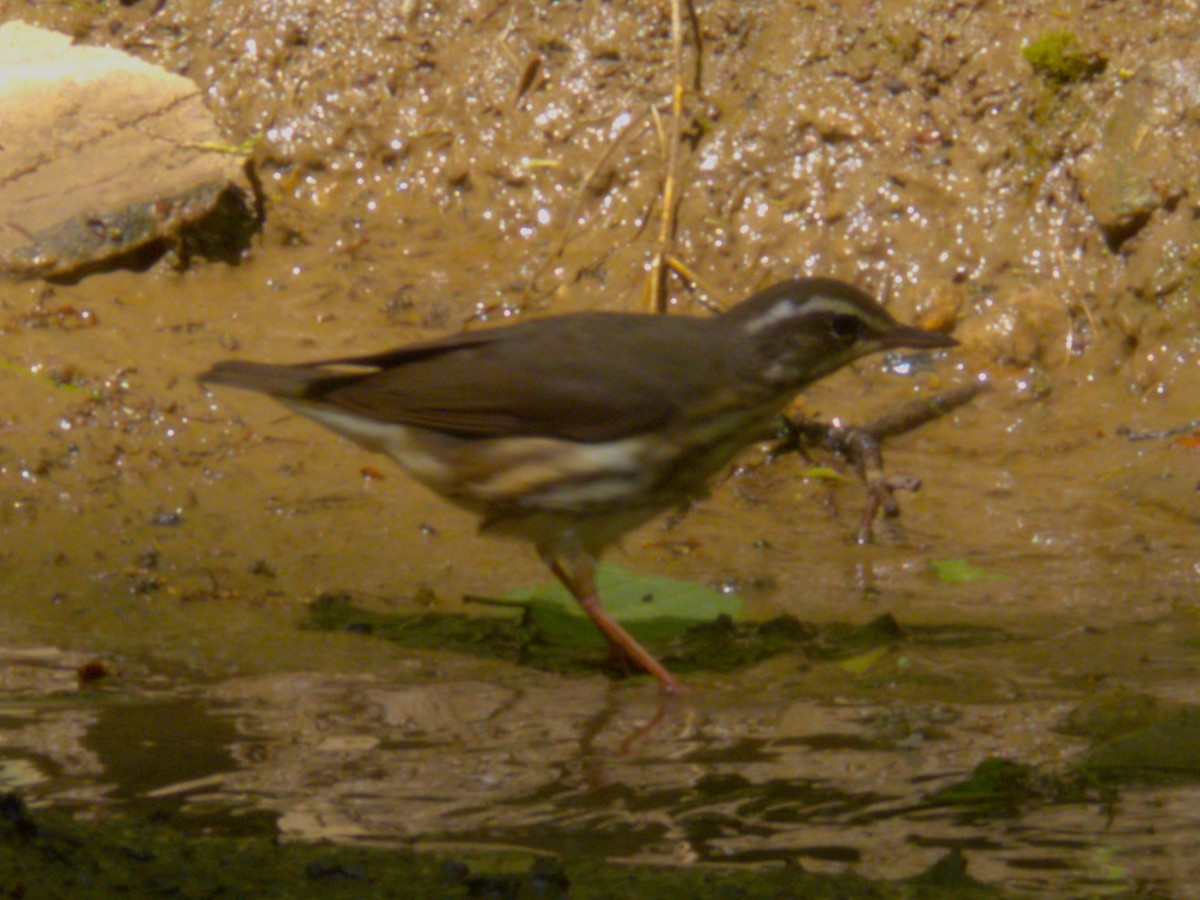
[199,278,956,692]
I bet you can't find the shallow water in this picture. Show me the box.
[6,651,1200,895]
[2,0,1199,895]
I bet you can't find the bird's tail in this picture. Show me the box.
[197,360,327,398]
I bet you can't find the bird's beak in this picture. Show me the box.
[883,324,958,351]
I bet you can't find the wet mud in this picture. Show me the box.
[0,0,1198,896]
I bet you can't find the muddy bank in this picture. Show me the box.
[0,1,1197,896]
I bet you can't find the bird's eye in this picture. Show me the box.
[829,313,862,340]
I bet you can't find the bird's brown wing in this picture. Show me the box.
[210,313,738,444]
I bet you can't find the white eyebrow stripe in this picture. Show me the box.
[739,294,867,334]
[740,299,797,334]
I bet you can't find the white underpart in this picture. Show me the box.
[289,402,456,484]
[285,400,652,509]
[478,438,652,508]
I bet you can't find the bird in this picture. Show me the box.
[199,277,957,693]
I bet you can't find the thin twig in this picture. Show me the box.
[1116,418,1200,441]
[524,110,652,301]
[773,381,989,543]
[684,0,704,89]
[646,0,686,313]
[856,381,990,441]
[664,255,725,314]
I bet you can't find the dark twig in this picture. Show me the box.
[1115,418,1200,441]
[773,381,988,543]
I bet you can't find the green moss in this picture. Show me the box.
[1023,30,1106,86]
[1060,687,1164,741]
[0,791,1010,898]
[303,594,1010,693]
[929,758,1100,810]
[1080,705,1200,785]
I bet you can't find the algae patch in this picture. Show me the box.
[0,791,1007,899]
[1022,30,1107,86]
[303,589,1010,684]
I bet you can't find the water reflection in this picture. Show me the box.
[5,669,1197,896]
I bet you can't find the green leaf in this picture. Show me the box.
[796,466,853,482]
[835,644,892,674]
[505,563,743,649]
[929,558,1005,584]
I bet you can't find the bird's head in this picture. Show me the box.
[721,278,957,388]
